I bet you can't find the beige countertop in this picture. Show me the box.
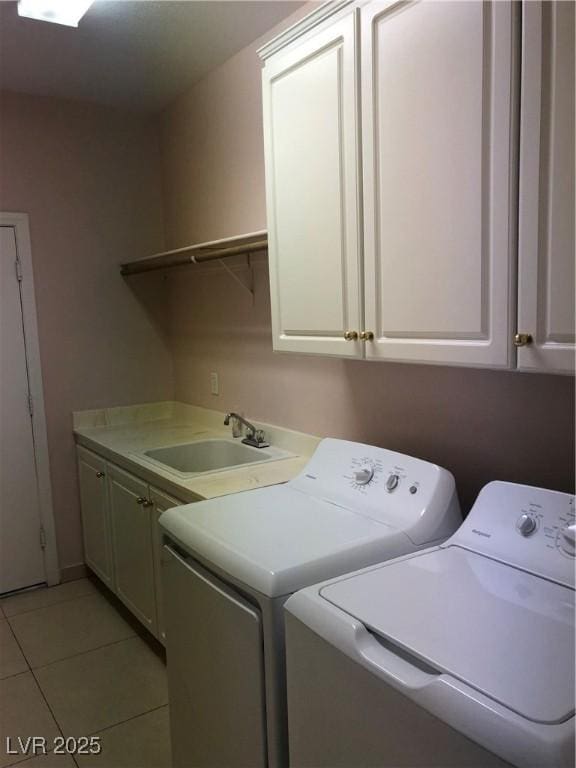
[73,401,320,503]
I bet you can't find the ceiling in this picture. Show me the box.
[0,0,306,112]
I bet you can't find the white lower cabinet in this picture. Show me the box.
[76,446,185,643]
[108,465,158,636]
[76,447,114,589]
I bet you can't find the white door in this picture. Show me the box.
[77,446,114,588]
[517,0,575,374]
[362,1,517,368]
[0,225,45,593]
[108,465,157,634]
[262,13,363,357]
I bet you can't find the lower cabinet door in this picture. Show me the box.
[77,446,114,588]
[108,465,157,634]
[149,487,183,644]
[163,545,267,768]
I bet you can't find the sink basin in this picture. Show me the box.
[143,439,287,475]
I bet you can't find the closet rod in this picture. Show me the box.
[120,230,268,276]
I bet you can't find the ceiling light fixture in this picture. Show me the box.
[17,0,94,27]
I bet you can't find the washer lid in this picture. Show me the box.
[321,546,575,724]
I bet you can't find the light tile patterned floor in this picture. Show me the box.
[0,580,171,768]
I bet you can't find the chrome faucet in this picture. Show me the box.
[224,413,269,449]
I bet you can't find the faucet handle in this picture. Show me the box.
[242,428,270,449]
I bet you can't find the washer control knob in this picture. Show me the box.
[386,474,400,492]
[517,513,537,537]
[562,524,576,549]
[354,467,374,485]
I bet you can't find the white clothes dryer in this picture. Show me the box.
[159,438,461,768]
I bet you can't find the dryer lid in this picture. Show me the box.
[160,484,410,597]
[320,546,575,724]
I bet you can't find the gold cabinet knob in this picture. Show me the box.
[136,497,147,505]
[514,333,533,347]
[344,331,358,341]
[360,331,374,341]
[96,471,105,479]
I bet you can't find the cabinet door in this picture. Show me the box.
[108,465,157,634]
[362,1,517,367]
[76,446,114,588]
[262,13,363,357]
[150,487,183,644]
[517,1,575,374]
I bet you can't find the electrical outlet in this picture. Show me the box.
[210,372,219,396]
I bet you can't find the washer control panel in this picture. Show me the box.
[451,481,575,587]
[346,456,418,497]
[290,438,460,546]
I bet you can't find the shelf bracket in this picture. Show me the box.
[218,254,254,301]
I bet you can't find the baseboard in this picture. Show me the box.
[60,563,89,583]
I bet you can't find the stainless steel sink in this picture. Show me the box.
[142,438,289,475]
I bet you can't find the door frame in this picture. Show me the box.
[1,212,59,586]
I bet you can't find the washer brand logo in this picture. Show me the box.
[471,529,491,538]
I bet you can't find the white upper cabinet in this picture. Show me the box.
[517,0,575,374]
[260,0,574,374]
[362,0,516,367]
[262,13,363,356]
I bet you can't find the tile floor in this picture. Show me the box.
[0,578,171,768]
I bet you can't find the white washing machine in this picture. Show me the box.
[285,481,575,768]
[159,438,461,768]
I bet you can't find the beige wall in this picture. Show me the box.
[0,91,173,572]
[168,258,574,512]
[161,3,315,246]
[161,6,575,511]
